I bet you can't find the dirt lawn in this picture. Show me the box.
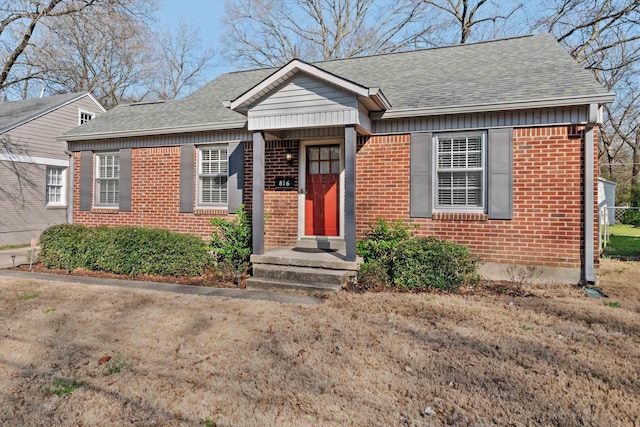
[1,259,639,426]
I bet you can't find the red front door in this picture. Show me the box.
[305,145,340,236]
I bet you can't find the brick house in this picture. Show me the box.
[0,92,104,245]
[60,34,614,286]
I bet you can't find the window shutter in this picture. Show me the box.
[180,144,195,213]
[410,132,433,218]
[119,148,132,212]
[227,141,244,213]
[79,151,92,211]
[488,128,513,220]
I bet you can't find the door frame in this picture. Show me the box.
[298,138,345,240]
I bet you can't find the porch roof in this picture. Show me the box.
[61,33,614,142]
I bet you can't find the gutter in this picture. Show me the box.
[371,93,616,119]
[584,103,599,285]
[64,148,74,225]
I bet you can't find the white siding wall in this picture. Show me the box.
[0,161,66,245]
[2,96,102,160]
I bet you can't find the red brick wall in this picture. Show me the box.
[355,126,598,269]
[73,124,598,269]
[244,140,299,249]
[73,147,231,238]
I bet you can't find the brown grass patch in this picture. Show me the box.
[1,258,639,426]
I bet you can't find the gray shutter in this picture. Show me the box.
[410,132,433,218]
[227,141,244,213]
[179,144,195,213]
[488,128,513,220]
[79,151,92,211]
[118,148,132,212]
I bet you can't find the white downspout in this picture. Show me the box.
[64,147,73,225]
[584,103,598,284]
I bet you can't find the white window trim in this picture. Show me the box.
[79,109,95,125]
[94,152,120,208]
[197,143,229,208]
[433,131,486,213]
[46,166,67,207]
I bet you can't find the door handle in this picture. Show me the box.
[299,188,306,194]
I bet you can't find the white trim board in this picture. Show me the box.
[0,153,69,167]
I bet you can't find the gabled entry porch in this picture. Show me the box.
[224,59,390,291]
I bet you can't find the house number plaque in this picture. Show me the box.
[275,177,295,191]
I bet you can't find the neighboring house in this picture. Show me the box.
[0,93,105,246]
[598,177,617,226]
[60,34,614,285]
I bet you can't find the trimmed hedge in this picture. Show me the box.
[393,237,479,291]
[40,224,211,277]
[356,218,479,292]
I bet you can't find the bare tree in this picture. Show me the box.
[534,0,640,195]
[420,0,523,44]
[0,0,155,99]
[31,6,152,108]
[147,21,218,101]
[222,0,433,68]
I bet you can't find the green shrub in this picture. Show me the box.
[209,205,252,272]
[39,224,210,277]
[355,259,390,291]
[393,237,479,291]
[39,224,92,270]
[621,208,640,226]
[356,218,415,284]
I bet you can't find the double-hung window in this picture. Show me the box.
[435,132,485,211]
[79,110,94,125]
[46,166,65,206]
[95,152,120,207]
[198,145,228,206]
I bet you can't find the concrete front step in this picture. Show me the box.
[246,276,342,294]
[252,263,351,286]
[250,253,360,271]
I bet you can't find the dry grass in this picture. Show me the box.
[1,259,639,426]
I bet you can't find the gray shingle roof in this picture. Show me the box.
[62,34,612,140]
[0,92,89,134]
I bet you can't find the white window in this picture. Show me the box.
[435,132,485,210]
[46,166,66,206]
[198,145,228,206]
[95,152,120,207]
[79,110,94,125]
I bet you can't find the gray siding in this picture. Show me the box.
[1,96,102,160]
[373,106,589,134]
[0,160,66,245]
[68,130,251,152]
[250,74,357,115]
[247,74,360,131]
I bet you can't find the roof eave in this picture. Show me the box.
[58,120,249,142]
[371,93,616,120]
[229,59,371,110]
[0,92,103,135]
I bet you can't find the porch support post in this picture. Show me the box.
[253,131,265,255]
[345,125,357,261]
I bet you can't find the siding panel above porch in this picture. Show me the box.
[247,74,368,132]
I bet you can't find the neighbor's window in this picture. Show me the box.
[435,132,485,210]
[46,166,65,206]
[79,110,94,125]
[198,145,228,206]
[94,152,120,207]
